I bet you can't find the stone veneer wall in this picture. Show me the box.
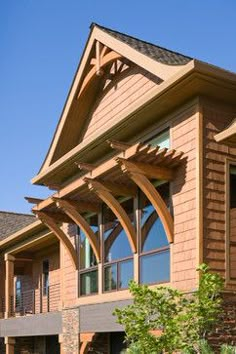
[62,307,80,354]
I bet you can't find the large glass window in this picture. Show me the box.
[103,198,134,291]
[229,166,236,281]
[140,183,170,284]
[79,214,98,296]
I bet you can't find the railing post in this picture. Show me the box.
[4,254,15,319]
[33,289,35,314]
[47,286,50,313]
[40,286,43,314]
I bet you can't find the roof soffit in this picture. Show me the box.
[34,25,191,183]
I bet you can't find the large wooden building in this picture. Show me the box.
[0,24,236,353]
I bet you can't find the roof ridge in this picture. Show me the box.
[92,22,192,61]
[0,210,35,217]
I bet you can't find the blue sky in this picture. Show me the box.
[0,0,236,214]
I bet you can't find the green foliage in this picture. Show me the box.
[114,264,224,353]
[220,344,236,354]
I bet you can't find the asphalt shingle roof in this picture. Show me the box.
[0,211,35,241]
[94,24,192,66]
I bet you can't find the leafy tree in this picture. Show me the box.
[114,264,226,353]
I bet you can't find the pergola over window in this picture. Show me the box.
[30,140,184,296]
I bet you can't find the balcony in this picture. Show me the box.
[0,284,60,318]
[0,283,60,319]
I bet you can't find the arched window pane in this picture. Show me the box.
[103,199,134,262]
[140,184,169,253]
[142,206,169,252]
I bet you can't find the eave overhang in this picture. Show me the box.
[0,220,48,251]
[31,60,236,187]
[215,119,236,146]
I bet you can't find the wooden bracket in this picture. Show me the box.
[116,159,174,243]
[78,47,122,99]
[34,211,78,269]
[54,198,100,262]
[84,178,137,253]
[116,157,174,181]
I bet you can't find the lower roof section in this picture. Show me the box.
[0,311,62,337]
[79,299,132,333]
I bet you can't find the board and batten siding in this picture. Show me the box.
[202,98,236,288]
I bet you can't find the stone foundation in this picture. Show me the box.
[62,307,80,354]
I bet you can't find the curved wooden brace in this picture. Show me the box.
[55,199,100,262]
[129,173,173,243]
[84,178,137,253]
[35,211,78,269]
[78,51,122,98]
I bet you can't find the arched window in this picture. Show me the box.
[103,198,134,291]
[140,183,170,284]
[79,214,98,296]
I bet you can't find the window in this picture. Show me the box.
[43,260,49,296]
[148,129,170,149]
[103,199,134,292]
[79,214,98,296]
[229,165,236,281]
[139,183,170,284]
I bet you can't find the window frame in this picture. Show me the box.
[102,197,135,293]
[139,182,171,285]
[77,213,99,297]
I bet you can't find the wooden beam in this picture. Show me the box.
[25,197,43,204]
[117,158,174,181]
[75,162,97,172]
[80,333,95,354]
[55,199,100,262]
[15,258,33,262]
[43,183,61,191]
[53,197,101,214]
[98,180,137,197]
[84,178,137,253]
[42,211,72,224]
[107,139,132,151]
[34,211,78,269]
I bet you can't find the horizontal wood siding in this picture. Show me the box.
[82,66,159,143]
[61,224,77,307]
[171,103,198,291]
[202,99,236,287]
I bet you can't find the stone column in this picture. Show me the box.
[62,307,80,354]
[4,254,15,319]
[5,337,15,354]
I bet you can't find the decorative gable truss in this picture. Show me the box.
[33,24,191,184]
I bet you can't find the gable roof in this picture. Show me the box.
[0,211,35,240]
[32,23,193,186]
[95,24,191,65]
